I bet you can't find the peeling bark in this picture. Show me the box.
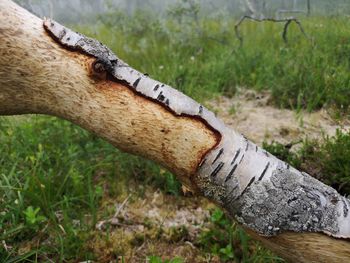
[0,1,349,262]
[43,18,349,241]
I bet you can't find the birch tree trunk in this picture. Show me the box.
[0,0,349,262]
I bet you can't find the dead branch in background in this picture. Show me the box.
[307,0,311,16]
[234,15,309,46]
[276,9,306,17]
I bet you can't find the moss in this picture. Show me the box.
[87,229,135,261]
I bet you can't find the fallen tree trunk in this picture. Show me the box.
[0,0,349,262]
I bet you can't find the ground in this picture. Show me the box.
[82,90,349,262]
[208,90,350,147]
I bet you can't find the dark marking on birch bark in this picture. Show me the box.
[342,197,349,217]
[226,184,240,205]
[198,158,206,168]
[58,28,66,40]
[245,141,249,151]
[228,185,238,195]
[255,145,258,152]
[258,162,270,181]
[231,149,241,165]
[237,177,255,204]
[165,99,170,106]
[210,162,224,177]
[132,77,141,88]
[198,105,203,115]
[157,91,165,101]
[153,84,159,91]
[212,148,224,164]
[287,196,298,204]
[241,176,255,196]
[225,164,238,182]
[239,154,245,164]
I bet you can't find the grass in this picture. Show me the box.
[1,2,350,262]
[263,129,350,196]
[0,116,281,262]
[76,10,350,113]
[148,256,184,263]
[196,209,282,263]
[0,116,183,262]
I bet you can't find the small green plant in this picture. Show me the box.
[197,208,235,261]
[23,206,47,227]
[219,244,235,261]
[148,255,184,263]
[197,208,281,262]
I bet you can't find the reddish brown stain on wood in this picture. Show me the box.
[93,77,219,180]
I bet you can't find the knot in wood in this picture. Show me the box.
[92,60,106,73]
[90,59,110,80]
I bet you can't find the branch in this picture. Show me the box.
[234,15,309,46]
[307,0,311,16]
[0,1,349,262]
[277,9,306,15]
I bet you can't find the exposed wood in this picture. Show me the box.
[0,1,349,262]
[247,229,350,263]
[0,0,219,188]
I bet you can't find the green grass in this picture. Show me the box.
[148,255,184,263]
[0,116,112,261]
[2,4,350,262]
[0,116,183,262]
[0,116,284,262]
[76,11,350,113]
[263,129,350,196]
[196,209,282,263]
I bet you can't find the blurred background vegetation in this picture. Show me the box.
[2,0,350,262]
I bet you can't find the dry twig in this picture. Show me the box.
[234,15,309,46]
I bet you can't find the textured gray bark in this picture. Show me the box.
[44,19,350,239]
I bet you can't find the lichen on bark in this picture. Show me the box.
[230,168,341,236]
